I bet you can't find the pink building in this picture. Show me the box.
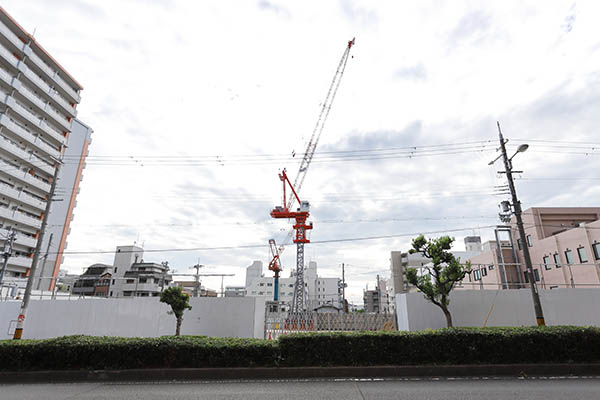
[462,207,600,290]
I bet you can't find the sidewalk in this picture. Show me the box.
[2,364,600,383]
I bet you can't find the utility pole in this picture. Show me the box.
[192,264,204,297]
[14,162,61,339]
[160,261,169,292]
[36,233,53,291]
[496,122,545,326]
[341,263,348,313]
[0,228,17,290]
[376,274,381,314]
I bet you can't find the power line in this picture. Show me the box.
[46,225,497,256]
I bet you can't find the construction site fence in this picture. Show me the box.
[264,310,397,340]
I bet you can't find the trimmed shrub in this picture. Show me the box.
[277,326,600,366]
[0,335,278,371]
[1,326,599,371]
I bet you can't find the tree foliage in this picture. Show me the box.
[405,235,470,327]
[160,286,192,336]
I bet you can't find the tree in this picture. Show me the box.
[160,286,192,336]
[404,235,470,328]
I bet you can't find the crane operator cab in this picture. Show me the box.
[298,201,310,212]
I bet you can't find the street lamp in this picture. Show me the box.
[491,122,545,327]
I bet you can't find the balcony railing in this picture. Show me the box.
[0,205,41,229]
[10,100,65,144]
[0,158,51,192]
[0,115,61,159]
[0,21,25,53]
[0,44,18,69]
[0,136,54,176]
[7,256,32,269]
[0,181,45,211]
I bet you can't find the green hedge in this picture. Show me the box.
[0,335,278,371]
[1,326,599,371]
[278,326,600,366]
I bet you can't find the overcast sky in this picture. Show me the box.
[4,0,600,303]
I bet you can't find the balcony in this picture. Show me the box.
[0,66,12,87]
[27,50,81,104]
[0,42,19,70]
[9,98,65,144]
[121,282,162,293]
[0,158,51,192]
[0,182,46,211]
[0,136,54,175]
[0,114,61,159]
[0,205,41,229]
[0,181,46,212]
[0,21,26,55]
[7,256,32,270]
[14,234,37,248]
[15,84,71,131]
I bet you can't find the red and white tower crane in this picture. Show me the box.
[270,38,355,313]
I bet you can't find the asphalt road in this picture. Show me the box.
[1,377,599,400]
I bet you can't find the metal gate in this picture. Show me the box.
[264,310,397,340]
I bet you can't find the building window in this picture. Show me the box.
[109,291,113,297]
[526,235,533,247]
[524,272,529,283]
[251,291,256,295]
[593,243,600,260]
[258,291,264,295]
[139,278,147,283]
[267,283,272,287]
[481,267,487,277]
[474,270,481,281]
[114,268,118,273]
[489,264,494,271]
[543,256,551,270]
[553,253,561,268]
[112,279,115,285]
[565,249,574,265]
[259,283,264,287]
[533,269,540,282]
[126,279,134,284]
[517,239,523,250]
[577,247,588,263]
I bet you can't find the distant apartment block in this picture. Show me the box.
[463,207,600,290]
[245,260,343,310]
[0,8,85,288]
[72,245,172,298]
[224,286,246,297]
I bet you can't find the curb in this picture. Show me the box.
[1,364,600,383]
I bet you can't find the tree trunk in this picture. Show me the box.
[175,316,182,336]
[441,306,453,328]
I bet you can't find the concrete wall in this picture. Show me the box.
[0,296,266,340]
[396,289,600,331]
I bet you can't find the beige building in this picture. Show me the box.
[463,207,600,290]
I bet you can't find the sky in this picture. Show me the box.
[3,0,600,304]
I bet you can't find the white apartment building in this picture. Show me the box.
[387,237,483,310]
[244,260,343,310]
[0,8,83,286]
